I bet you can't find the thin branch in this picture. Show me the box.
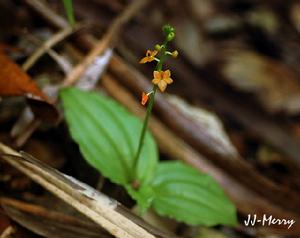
[25,0,70,29]
[22,25,80,71]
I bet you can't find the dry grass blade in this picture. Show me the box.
[0,143,159,238]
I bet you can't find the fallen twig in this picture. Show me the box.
[25,0,69,29]
[22,25,80,72]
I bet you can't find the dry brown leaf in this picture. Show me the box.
[167,95,238,158]
[174,18,215,66]
[187,0,216,23]
[0,50,48,100]
[0,50,58,123]
[222,50,300,114]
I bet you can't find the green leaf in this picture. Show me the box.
[151,161,237,226]
[60,88,158,187]
[62,0,75,26]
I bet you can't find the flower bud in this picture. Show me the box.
[163,24,175,35]
[155,44,162,51]
[171,50,178,58]
[167,32,175,41]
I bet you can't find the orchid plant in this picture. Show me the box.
[60,25,237,227]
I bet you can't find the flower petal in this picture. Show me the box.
[146,50,152,57]
[139,57,148,64]
[151,50,158,57]
[148,56,155,62]
[158,80,167,92]
[153,71,161,80]
[163,69,171,78]
[152,77,160,85]
[164,77,173,84]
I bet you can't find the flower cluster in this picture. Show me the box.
[139,25,178,105]
[133,25,178,187]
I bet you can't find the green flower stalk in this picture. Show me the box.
[132,25,178,185]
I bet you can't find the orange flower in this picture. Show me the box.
[139,50,158,64]
[152,70,173,92]
[141,92,149,106]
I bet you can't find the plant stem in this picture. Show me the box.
[132,41,168,181]
[132,85,157,178]
[62,0,75,27]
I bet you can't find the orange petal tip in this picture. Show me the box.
[141,92,149,106]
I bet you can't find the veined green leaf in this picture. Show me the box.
[151,161,237,226]
[60,88,158,187]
